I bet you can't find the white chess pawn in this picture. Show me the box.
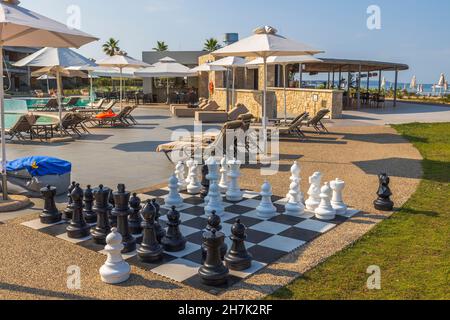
[99,228,131,284]
[165,175,184,208]
[187,161,202,195]
[315,182,336,221]
[286,161,304,203]
[175,161,187,191]
[285,179,305,216]
[305,172,322,211]
[330,178,348,215]
[256,181,277,219]
[218,157,229,194]
[205,182,225,217]
[226,158,243,202]
[205,157,220,203]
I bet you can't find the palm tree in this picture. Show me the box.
[153,41,169,52]
[203,38,221,52]
[102,38,120,56]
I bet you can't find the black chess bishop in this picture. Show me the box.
[198,229,229,286]
[161,206,186,252]
[90,185,111,245]
[137,200,164,262]
[224,219,253,271]
[40,185,62,224]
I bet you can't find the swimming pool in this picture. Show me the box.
[6,97,90,111]
[3,113,58,130]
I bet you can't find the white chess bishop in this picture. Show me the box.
[218,157,229,194]
[99,228,131,284]
[175,161,187,191]
[286,161,304,204]
[330,178,348,215]
[165,174,184,208]
[285,179,305,216]
[256,181,277,219]
[187,160,202,195]
[226,158,243,202]
[315,182,336,221]
[305,172,323,211]
[205,182,225,217]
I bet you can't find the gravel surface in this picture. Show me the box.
[0,125,422,300]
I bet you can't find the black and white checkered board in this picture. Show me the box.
[21,188,360,295]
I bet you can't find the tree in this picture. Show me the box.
[203,38,221,52]
[102,38,120,56]
[153,41,169,52]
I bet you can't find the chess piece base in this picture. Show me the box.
[91,229,109,245]
[121,237,137,254]
[332,202,348,215]
[225,254,252,271]
[256,206,277,219]
[305,199,320,211]
[62,209,73,221]
[285,202,304,216]
[374,199,394,211]
[198,264,229,286]
[187,186,202,195]
[100,262,131,284]
[67,224,90,239]
[83,211,97,224]
[161,239,186,252]
[40,212,62,225]
[315,208,336,221]
[138,246,164,263]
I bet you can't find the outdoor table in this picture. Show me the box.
[32,123,57,141]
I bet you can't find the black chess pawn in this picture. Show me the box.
[128,193,142,235]
[83,185,97,224]
[374,173,394,211]
[161,206,186,252]
[198,229,229,286]
[200,165,210,199]
[202,211,227,261]
[66,184,90,239]
[111,184,136,253]
[39,185,62,224]
[63,181,76,220]
[224,219,253,271]
[108,189,117,227]
[152,199,166,243]
[137,200,164,263]
[90,185,111,245]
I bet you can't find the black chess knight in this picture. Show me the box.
[161,206,186,252]
[91,185,111,245]
[137,200,163,262]
[224,219,253,271]
[128,193,142,235]
[199,229,229,286]
[63,181,76,220]
[40,185,62,224]
[111,184,136,253]
[374,173,394,211]
[66,184,90,239]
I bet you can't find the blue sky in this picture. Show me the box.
[20,0,450,83]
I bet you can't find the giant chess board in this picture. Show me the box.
[21,187,360,296]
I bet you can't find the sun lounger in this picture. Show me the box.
[195,104,249,123]
[92,106,134,127]
[4,114,37,141]
[63,97,80,109]
[172,100,220,118]
[87,98,106,109]
[298,109,330,133]
[170,98,207,114]
[36,98,58,111]
[252,112,310,140]
[157,120,245,163]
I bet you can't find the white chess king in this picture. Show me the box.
[315,182,337,221]
[99,228,131,284]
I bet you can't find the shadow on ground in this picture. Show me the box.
[353,158,423,179]
[113,141,170,153]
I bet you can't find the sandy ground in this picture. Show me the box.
[0,125,422,300]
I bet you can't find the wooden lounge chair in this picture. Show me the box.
[172,100,220,118]
[298,109,330,133]
[195,104,249,123]
[252,112,310,140]
[157,120,245,163]
[123,105,138,125]
[4,115,37,141]
[92,106,133,127]
[63,97,80,109]
[87,98,106,109]
[36,98,58,111]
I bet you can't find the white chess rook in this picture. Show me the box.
[187,160,202,195]
[315,182,336,221]
[175,161,187,191]
[205,157,220,203]
[99,228,131,284]
[165,175,184,208]
[305,172,322,211]
[256,181,277,219]
[226,158,243,202]
[219,157,229,194]
[330,178,348,215]
[285,180,305,216]
[205,182,225,217]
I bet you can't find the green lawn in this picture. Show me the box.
[268,123,450,300]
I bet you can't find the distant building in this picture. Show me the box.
[3,46,39,93]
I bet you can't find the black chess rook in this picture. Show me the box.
[40,185,62,224]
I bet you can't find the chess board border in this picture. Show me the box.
[21,187,360,296]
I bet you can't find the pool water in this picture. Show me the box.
[3,114,57,130]
[6,97,90,111]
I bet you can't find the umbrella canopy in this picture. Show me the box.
[32,67,88,79]
[0,0,98,200]
[14,47,96,123]
[212,26,323,151]
[135,57,197,104]
[97,52,150,109]
[190,63,226,73]
[36,74,56,80]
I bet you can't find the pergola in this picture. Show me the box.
[298,58,409,108]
